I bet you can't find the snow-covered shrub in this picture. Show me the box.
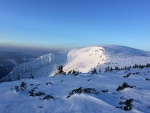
[67,70,79,76]
[117,99,134,111]
[46,82,52,85]
[72,70,79,76]
[101,89,109,93]
[116,82,135,91]
[34,92,45,96]
[145,78,150,81]
[91,68,97,74]
[55,65,66,75]
[15,86,20,91]
[20,82,27,91]
[67,87,97,98]
[87,79,92,81]
[123,73,131,78]
[42,95,54,100]
[14,82,27,92]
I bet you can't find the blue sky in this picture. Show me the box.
[0,0,150,51]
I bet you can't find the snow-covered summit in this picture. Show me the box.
[1,45,150,82]
[101,45,150,56]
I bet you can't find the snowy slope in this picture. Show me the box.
[63,47,105,73]
[1,45,150,82]
[96,45,150,70]
[0,67,150,113]
[0,52,35,79]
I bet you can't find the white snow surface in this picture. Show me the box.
[63,47,105,73]
[1,45,150,113]
[2,45,150,81]
[0,67,150,113]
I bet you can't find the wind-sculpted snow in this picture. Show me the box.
[1,45,150,82]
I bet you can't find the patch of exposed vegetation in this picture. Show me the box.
[117,99,134,111]
[67,87,97,98]
[116,82,135,91]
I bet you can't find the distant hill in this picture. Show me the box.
[0,51,36,79]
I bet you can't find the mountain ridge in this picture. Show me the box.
[0,51,35,79]
[1,45,150,82]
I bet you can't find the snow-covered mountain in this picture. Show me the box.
[0,52,35,79]
[1,45,150,82]
[0,45,150,113]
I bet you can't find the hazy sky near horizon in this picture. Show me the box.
[0,0,150,51]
